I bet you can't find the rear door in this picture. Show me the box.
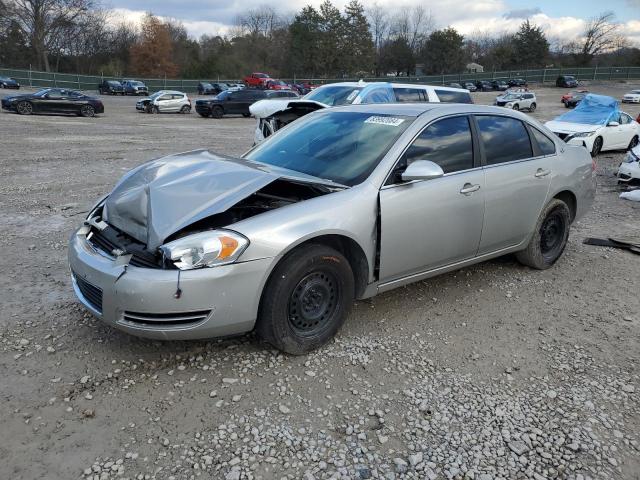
[475,115,554,254]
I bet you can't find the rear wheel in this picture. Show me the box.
[628,135,639,150]
[80,105,95,117]
[516,199,571,270]
[16,101,33,115]
[256,244,355,355]
[529,102,536,112]
[212,106,224,118]
[591,136,603,157]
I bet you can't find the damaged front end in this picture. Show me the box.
[84,150,338,270]
[250,100,327,143]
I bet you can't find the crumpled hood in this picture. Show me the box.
[250,99,327,118]
[103,150,279,250]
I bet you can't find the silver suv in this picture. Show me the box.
[495,91,537,112]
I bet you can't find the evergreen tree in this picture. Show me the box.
[421,27,465,75]
[343,0,374,74]
[514,20,549,68]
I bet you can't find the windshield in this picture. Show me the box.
[149,91,164,99]
[244,111,412,186]
[108,81,121,86]
[565,76,575,81]
[216,90,231,100]
[131,81,144,86]
[304,85,363,106]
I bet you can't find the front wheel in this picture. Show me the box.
[180,105,190,114]
[516,199,570,270]
[16,101,33,115]
[591,136,603,157]
[80,105,95,117]
[256,244,355,355]
[512,104,520,111]
[211,106,224,118]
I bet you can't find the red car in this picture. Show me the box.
[243,73,271,89]
[266,80,291,91]
[561,89,588,106]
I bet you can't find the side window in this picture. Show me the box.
[401,116,474,174]
[476,115,533,165]
[434,89,473,104]
[393,88,427,102]
[173,94,184,100]
[620,113,631,125]
[158,95,171,101]
[531,127,556,156]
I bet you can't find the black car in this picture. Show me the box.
[197,82,229,95]
[0,76,20,89]
[462,82,477,92]
[508,78,527,87]
[475,80,494,91]
[292,83,311,95]
[265,90,299,99]
[98,80,124,95]
[122,80,149,96]
[556,75,578,88]
[448,82,463,89]
[1,88,104,117]
[491,80,509,91]
[195,89,270,118]
[565,93,586,108]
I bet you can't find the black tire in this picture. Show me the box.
[80,105,95,117]
[512,104,520,111]
[212,106,224,118]
[242,112,251,118]
[565,102,570,108]
[591,136,603,157]
[628,135,639,150]
[516,199,571,270]
[180,105,190,114]
[256,244,355,355]
[16,101,33,115]
[529,102,536,112]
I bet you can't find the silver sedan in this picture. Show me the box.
[69,103,596,354]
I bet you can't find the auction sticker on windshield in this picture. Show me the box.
[364,116,406,126]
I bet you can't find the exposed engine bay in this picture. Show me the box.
[258,103,325,140]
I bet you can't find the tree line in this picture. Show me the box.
[1,0,638,79]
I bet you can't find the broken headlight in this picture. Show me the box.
[160,230,249,270]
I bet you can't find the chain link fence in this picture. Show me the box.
[1,66,639,93]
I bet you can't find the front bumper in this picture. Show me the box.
[68,228,273,340]
[617,162,640,182]
[622,98,640,103]
[195,105,212,115]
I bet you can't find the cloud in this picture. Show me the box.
[109,8,233,37]
[503,8,542,20]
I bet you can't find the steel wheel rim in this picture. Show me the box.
[540,211,566,258]
[288,271,339,335]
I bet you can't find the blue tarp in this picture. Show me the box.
[555,94,619,125]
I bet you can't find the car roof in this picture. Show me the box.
[154,90,185,95]
[326,102,516,118]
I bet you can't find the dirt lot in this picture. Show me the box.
[1,82,639,480]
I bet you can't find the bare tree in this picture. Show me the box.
[235,5,283,38]
[390,5,433,53]
[367,2,388,51]
[575,12,621,64]
[4,0,97,71]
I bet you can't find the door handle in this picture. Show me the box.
[460,183,481,195]
[535,168,551,178]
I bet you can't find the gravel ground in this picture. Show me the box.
[1,82,639,480]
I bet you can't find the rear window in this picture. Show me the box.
[434,89,473,104]
[476,115,532,165]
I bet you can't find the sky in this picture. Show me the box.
[106,0,640,46]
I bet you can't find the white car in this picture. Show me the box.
[617,144,640,184]
[495,91,537,111]
[545,94,640,156]
[136,90,191,114]
[622,90,640,103]
[249,81,473,144]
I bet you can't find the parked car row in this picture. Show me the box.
[196,89,299,118]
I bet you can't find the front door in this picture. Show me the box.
[379,115,485,281]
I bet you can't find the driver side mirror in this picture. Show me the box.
[401,160,445,182]
[607,121,620,127]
